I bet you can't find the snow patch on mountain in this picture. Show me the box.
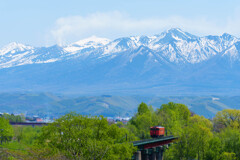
[222,42,240,61]
[64,36,110,53]
[35,58,60,64]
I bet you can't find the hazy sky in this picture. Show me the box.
[0,0,239,47]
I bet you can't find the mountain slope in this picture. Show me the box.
[0,28,239,95]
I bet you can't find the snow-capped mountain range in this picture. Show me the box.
[0,28,239,95]
[1,28,239,69]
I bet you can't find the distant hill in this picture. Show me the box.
[0,93,239,118]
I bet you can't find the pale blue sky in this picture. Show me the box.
[0,0,239,47]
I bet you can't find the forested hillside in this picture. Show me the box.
[1,93,240,118]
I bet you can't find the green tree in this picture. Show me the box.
[165,114,213,160]
[1,113,25,123]
[218,128,240,159]
[214,109,240,131]
[156,102,191,136]
[205,136,222,160]
[0,117,14,144]
[189,115,213,160]
[220,152,236,160]
[137,102,150,115]
[128,103,157,139]
[37,113,137,159]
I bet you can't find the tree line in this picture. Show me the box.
[0,113,25,123]
[0,102,240,159]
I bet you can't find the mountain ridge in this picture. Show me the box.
[0,28,239,95]
[1,28,239,69]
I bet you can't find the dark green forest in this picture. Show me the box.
[0,102,240,159]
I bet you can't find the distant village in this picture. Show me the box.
[0,112,53,123]
[0,112,131,124]
[107,116,131,124]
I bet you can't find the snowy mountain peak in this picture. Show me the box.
[0,42,33,56]
[74,36,110,46]
[221,33,237,41]
[166,28,183,33]
[64,36,110,52]
[154,28,198,44]
[166,28,197,40]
